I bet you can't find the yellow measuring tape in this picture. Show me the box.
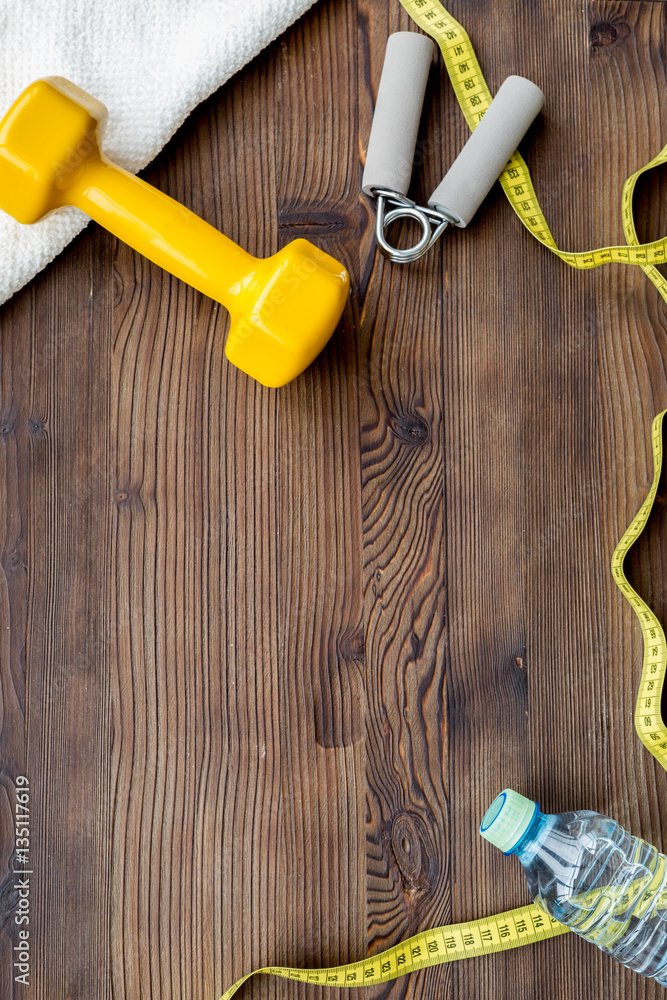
[611,410,667,765]
[220,4,667,996]
[220,906,566,1000]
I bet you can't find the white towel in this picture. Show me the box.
[0,0,316,306]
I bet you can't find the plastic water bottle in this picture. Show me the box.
[479,788,667,984]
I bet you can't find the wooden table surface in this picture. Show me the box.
[2,1,667,997]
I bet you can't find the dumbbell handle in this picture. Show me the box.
[429,76,544,227]
[69,156,256,308]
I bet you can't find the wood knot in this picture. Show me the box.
[336,625,365,662]
[390,413,430,447]
[113,485,142,508]
[1,545,26,575]
[0,870,20,921]
[390,812,436,893]
[278,209,349,235]
[590,19,630,49]
[0,413,16,438]
[27,416,46,437]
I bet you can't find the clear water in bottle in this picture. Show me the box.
[479,788,667,984]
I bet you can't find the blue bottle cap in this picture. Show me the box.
[480,789,538,853]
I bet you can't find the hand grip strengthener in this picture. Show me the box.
[362,32,545,264]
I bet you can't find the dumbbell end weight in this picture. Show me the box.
[224,239,350,388]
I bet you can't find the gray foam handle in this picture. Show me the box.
[428,75,544,227]
[362,32,436,197]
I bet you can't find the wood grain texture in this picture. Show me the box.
[0,222,114,1000]
[2,1,667,999]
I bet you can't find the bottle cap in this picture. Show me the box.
[479,789,538,854]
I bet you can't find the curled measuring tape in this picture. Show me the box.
[612,410,667,764]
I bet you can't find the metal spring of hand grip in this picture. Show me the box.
[373,188,451,263]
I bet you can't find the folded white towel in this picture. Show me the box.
[0,0,315,306]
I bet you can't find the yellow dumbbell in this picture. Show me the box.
[0,78,350,387]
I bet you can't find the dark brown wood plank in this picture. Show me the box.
[593,5,667,995]
[0,224,113,999]
[467,2,610,995]
[274,1,367,989]
[357,11,451,1000]
[3,2,667,1000]
[109,57,286,1000]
